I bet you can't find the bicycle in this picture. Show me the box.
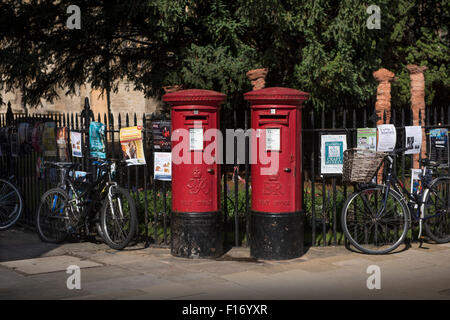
[341,147,450,254]
[36,159,137,250]
[0,140,23,231]
[0,174,23,231]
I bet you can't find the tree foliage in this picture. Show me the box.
[0,0,448,110]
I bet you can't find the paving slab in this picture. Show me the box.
[0,255,102,275]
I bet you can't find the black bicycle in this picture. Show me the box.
[342,147,450,254]
[0,173,23,231]
[0,146,23,230]
[36,159,137,250]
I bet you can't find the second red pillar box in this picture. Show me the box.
[244,87,309,260]
[163,89,226,259]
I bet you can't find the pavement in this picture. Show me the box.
[0,226,450,300]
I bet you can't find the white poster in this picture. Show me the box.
[266,128,280,151]
[405,126,422,154]
[411,169,422,194]
[377,124,396,152]
[189,128,203,151]
[70,131,82,158]
[320,134,347,175]
[154,152,172,181]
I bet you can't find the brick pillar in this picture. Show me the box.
[373,68,395,183]
[161,85,183,114]
[407,65,428,168]
[246,68,268,90]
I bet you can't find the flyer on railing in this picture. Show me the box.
[320,134,347,175]
[154,152,171,181]
[56,127,69,161]
[70,131,82,158]
[377,124,396,152]
[89,121,106,159]
[42,122,57,157]
[405,126,422,154]
[357,128,377,151]
[119,126,146,165]
[429,128,449,166]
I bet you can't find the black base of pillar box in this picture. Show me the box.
[250,211,304,260]
[171,211,223,259]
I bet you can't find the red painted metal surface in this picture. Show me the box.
[163,89,226,213]
[244,87,309,213]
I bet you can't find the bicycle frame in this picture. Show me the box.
[375,155,444,223]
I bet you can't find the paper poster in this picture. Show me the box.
[42,121,57,157]
[429,128,449,166]
[10,132,19,157]
[56,127,69,161]
[320,134,347,175]
[266,128,281,151]
[70,131,83,158]
[18,122,33,154]
[377,124,396,152]
[152,121,171,151]
[89,121,106,159]
[357,128,377,151]
[69,170,88,183]
[0,127,10,156]
[405,126,422,154]
[120,126,146,166]
[411,169,422,195]
[189,128,203,151]
[154,152,172,181]
[32,122,44,153]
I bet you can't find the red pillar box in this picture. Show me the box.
[244,87,309,260]
[163,89,226,258]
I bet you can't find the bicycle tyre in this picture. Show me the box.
[100,187,137,250]
[0,178,23,230]
[342,185,409,254]
[422,177,450,243]
[36,188,70,243]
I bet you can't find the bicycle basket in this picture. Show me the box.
[342,148,387,183]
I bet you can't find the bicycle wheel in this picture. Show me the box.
[422,177,450,243]
[100,187,137,250]
[0,178,23,230]
[36,188,70,243]
[342,185,409,254]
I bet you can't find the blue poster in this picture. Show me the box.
[89,122,106,159]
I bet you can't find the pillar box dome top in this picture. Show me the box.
[244,87,309,106]
[163,89,226,107]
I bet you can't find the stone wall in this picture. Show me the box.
[0,81,161,124]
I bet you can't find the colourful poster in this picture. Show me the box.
[89,122,106,159]
[410,169,423,195]
[320,134,347,175]
[42,122,57,157]
[70,131,83,158]
[56,127,69,161]
[154,152,171,181]
[429,128,449,166]
[357,128,377,151]
[152,121,171,151]
[32,122,44,153]
[119,126,146,165]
